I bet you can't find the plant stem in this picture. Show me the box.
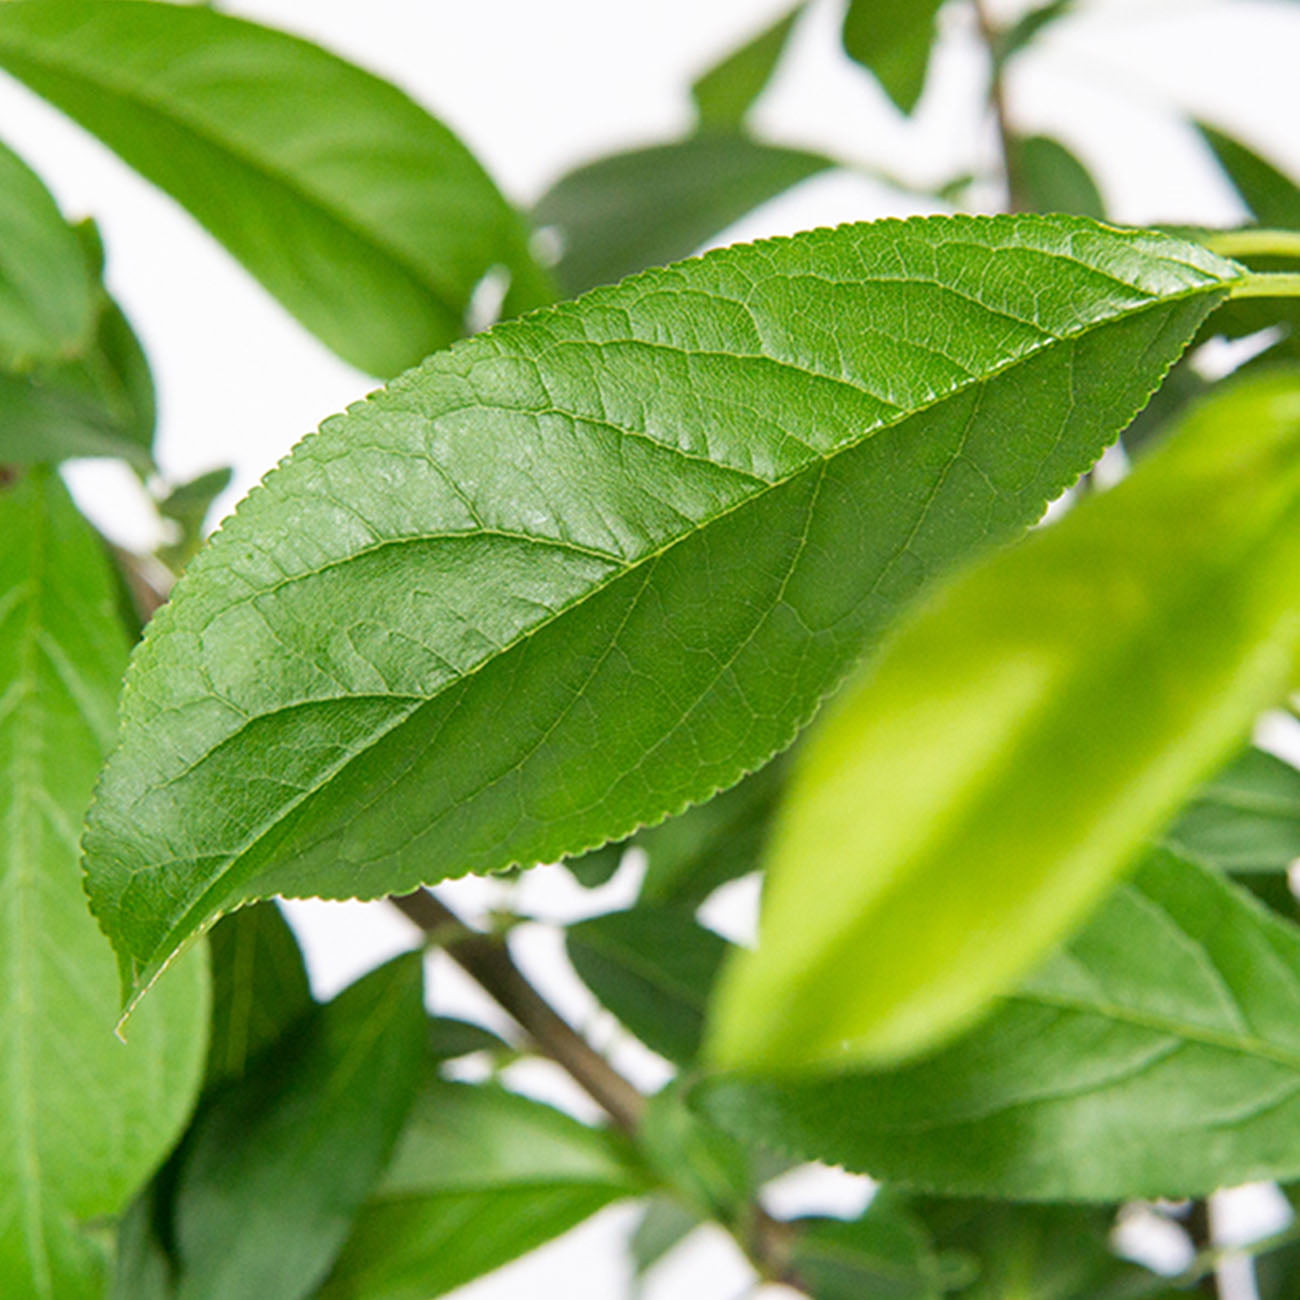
[1186,1199,1220,1297]
[972,0,1026,212]
[1204,228,1300,262]
[1231,271,1300,299]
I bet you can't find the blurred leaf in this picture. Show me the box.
[320,1081,643,1300]
[0,470,209,1300]
[1163,745,1300,874]
[567,905,729,1064]
[168,953,426,1300]
[426,1015,509,1063]
[708,370,1300,1074]
[842,0,944,114]
[157,467,233,573]
[691,5,803,131]
[1201,123,1300,228]
[630,1198,702,1291]
[993,0,1076,66]
[1016,134,1106,218]
[702,849,1300,1200]
[0,0,551,377]
[203,900,312,1091]
[77,216,1243,1009]
[534,134,834,294]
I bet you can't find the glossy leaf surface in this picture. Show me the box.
[320,1081,642,1300]
[81,215,1240,1008]
[170,953,425,1300]
[709,369,1300,1073]
[702,850,1300,1200]
[0,0,551,377]
[534,135,834,295]
[842,0,943,114]
[691,5,803,130]
[0,471,208,1299]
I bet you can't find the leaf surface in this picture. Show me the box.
[1017,135,1106,218]
[319,1081,642,1300]
[691,5,803,130]
[0,470,208,1299]
[708,369,1300,1072]
[81,215,1241,1008]
[701,849,1300,1200]
[842,0,944,114]
[0,0,550,377]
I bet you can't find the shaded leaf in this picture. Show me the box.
[708,369,1300,1073]
[0,0,551,377]
[534,134,834,295]
[0,470,208,1300]
[701,849,1300,1200]
[169,953,426,1300]
[567,905,729,1063]
[319,1081,643,1300]
[630,1198,702,1291]
[842,0,944,114]
[80,215,1242,1009]
[158,468,233,574]
[1017,135,1106,218]
[691,5,803,131]
[426,1014,509,1063]
[993,0,1076,67]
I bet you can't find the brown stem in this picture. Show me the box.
[0,465,17,489]
[1186,1200,1219,1296]
[112,546,171,624]
[391,888,645,1133]
[972,0,1027,212]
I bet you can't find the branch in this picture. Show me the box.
[972,0,1027,212]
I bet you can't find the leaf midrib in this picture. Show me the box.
[118,271,1234,988]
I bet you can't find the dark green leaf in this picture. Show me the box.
[1200,124,1300,229]
[691,5,803,131]
[80,215,1242,1009]
[203,900,312,1090]
[994,1,1076,68]
[0,470,209,1300]
[158,468,234,573]
[169,953,425,1300]
[534,134,835,295]
[708,369,1300,1073]
[1016,135,1106,218]
[0,0,552,377]
[842,0,944,114]
[319,1081,643,1300]
[1163,746,1300,874]
[566,905,729,1063]
[701,849,1300,1200]
[426,1014,509,1062]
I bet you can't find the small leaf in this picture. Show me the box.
[534,135,834,295]
[1200,123,1300,228]
[168,953,426,1300]
[993,0,1076,67]
[630,1199,702,1290]
[842,0,944,114]
[319,1081,643,1300]
[0,470,208,1300]
[80,215,1242,1009]
[426,1015,509,1063]
[1016,134,1106,218]
[566,906,729,1063]
[0,0,551,377]
[157,468,234,573]
[203,899,312,1090]
[700,849,1300,1200]
[1163,746,1300,874]
[707,369,1300,1073]
[691,5,804,131]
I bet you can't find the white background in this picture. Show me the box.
[4,0,1300,1295]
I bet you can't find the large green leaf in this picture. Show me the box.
[691,5,804,131]
[0,470,208,1299]
[842,0,944,114]
[567,905,729,1064]
[1163,746,1300,875]
[701,849,1300,1200]
[319,1081,643,1300]
[533,135,835,295]
[0,137,95,370]
[0,0,551,377]
[167,952,425,1300]
[82,215,1241,1009]
[708,368,1300,1073]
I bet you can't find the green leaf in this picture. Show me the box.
[1200,124,1300,229]
[81,215,1241,1010]
[1163,746,1300,874]
[534,135,835,295]
[691,5,803,131]
[0,469,208,1300]
[426,1014,509,1063]
[319,1081,643,1300]
[158,468,234,574]
[0,0,552,377]
[707,368,1300,1074]
[0,136,95,370]
[1016,135,1106,218]
[203,899,312,1090]
[993,0,1077,68]
[701,848,1300,1200]
[789,1201,964,1300]
[168,952,426,1300]
[630,1198,702,1290]
[566,905,729,1063]
[842,0,944,114]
